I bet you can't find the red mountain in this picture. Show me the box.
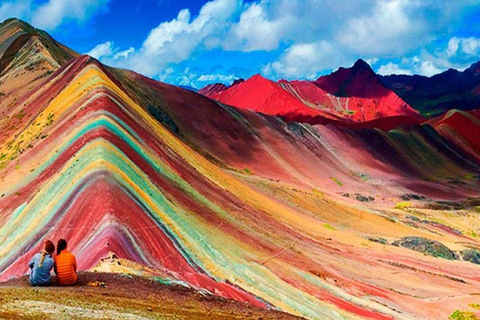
[314,59,422,122]
[315,59,389,98]
[427,108,480,162]
[201,60,423,129]
[201,74,345,124]
[198,83,227,96]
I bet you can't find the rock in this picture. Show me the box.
[286,122,303,137]
[466,198,480,207]
[356,194,374,202]
[406,215,421,222]
[446,177,465,185]
[427,198,480,210]
[461,249,480,264]
[147,105,179,134]
[367,237,388,244]
[392,236,456,260]
[88,281,107,287]
[400,194,425,201]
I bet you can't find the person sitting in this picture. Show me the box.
[28,240,55,286]
[54,239,78,285]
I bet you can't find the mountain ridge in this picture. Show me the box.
[380,61,480,116]
[201,59,423,128]
[1,18,480,320]
[200,58,480,121]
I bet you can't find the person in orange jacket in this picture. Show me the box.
[54,239,78,285]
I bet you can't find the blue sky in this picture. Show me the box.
[1,0,480,88]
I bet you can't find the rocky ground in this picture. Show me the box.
[0,272,301,319]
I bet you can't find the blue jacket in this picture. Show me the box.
[28,252,54,286]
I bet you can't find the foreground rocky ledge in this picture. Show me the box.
[0,272,301,320]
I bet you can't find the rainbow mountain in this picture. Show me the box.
[1,18,480,320]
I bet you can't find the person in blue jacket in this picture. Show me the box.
[28,240,55,286]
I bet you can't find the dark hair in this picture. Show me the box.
[44,240,55,254]
[57,239,67,255]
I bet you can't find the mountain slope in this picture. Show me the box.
[315,59,390,98]
[381,62,480,117]
[314,59,423,122]
[0,18,76,94]
[0,18,77,144]
[1,19,480,320]
[427,109,480,162]
[198,83,227,96]
[201,60,423,128]
[201,74,347,125]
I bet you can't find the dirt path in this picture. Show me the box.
[0,272,302,319]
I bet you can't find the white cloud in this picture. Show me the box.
[447,37,480,57]
[197,73,235,83]
[224,3,288,51]
[31,0,110,31]
[86,41,135,62]
[446,37,460,57]
[458,37,480,55]
[158,68,175,82]
[245,0,477,78]
[377,35,480,77]
[417,60,442,76]
[87,41,114,60]
[120,0,241,77]
[84,0,479,81]
[0,0,109,32]
[0,1,32,22]
[377,62,412,75]
[223,0,380,52]
[365,57,379,66]
[170,67,198,87]
[113,47,134,60]
[263,41,350,79]
[339,0,426,55]
[87,0,245,77]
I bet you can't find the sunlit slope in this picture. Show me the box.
[427,109,480,163]
[199,59,423,128]
[0,18,77,145]
[0,56,377,319]
[109,65,480,200]
[0,46,479,320]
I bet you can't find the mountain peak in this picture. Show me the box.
[1,17,24,26]
[249,73,270,82]
[1,19,479,320]
[0,17,77,67]
[198,82,228,96]
[0,18,36,34]
[352,58,373,71]
[315,59,388,98]
[231,78,245,87]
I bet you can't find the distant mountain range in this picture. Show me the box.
[1,18,480,320]
[200,58,480,125]
[380,62,480,117]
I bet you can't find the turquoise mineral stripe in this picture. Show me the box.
[9,108,206,207]
[11,109,246,234]
[0,139,343,319]
[0,147,113,261]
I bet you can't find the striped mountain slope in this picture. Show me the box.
[1,19,480,320]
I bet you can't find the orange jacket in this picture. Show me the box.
[54,250,77,285]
